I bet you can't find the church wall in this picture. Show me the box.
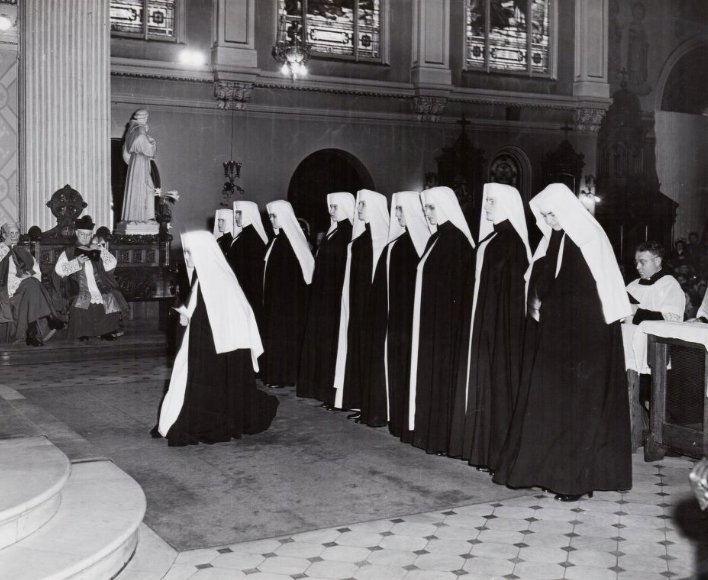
[655,111,708,240]
[0,45,17,227]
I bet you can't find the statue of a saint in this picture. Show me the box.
[122,109,157,222]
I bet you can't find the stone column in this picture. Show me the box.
[411,0,451,87]
[211,0,258,76]
[574,0,610,99]
[19,0,111,231]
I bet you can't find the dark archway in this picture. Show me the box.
[288,149,374,240]
[661,44,708,115]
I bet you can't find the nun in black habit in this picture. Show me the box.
[157,231,278,446]
[408,186,475,455]
[260,200,314,387]
[213,209,234,255]
[226,201,269,323]
[332,189,388,415]
[297,192,355,402]
[493,183,632,501]
[376,192,430,437]
[449,183,531,472]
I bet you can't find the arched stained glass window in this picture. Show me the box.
[110,0,177,40]
[466,0,551,76]
[278,0,382,61]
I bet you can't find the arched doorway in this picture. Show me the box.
[288,149,374,242]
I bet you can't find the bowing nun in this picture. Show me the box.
[332,189,388,418]
[384,191,430,440]
[408,186,475,455]
[227,201,269,323]
[157,231,279,446]
[297,192,355,403]
[261,200,314,387]
[493,183,632,501]
[213,208,234,255]
[449,183,531,472]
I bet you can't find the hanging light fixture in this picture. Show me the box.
[273,18,312,79]
[222,107,244,201]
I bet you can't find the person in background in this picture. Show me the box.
[261,201,314,388]
[297,192,355,405]
[0,222,60,346]
[213,208,234,256]
[53,216,129,342]
[494,183,632,502]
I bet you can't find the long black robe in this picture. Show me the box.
[340,225,373,411]
[412,221,474,455]
[360,251,388,427]
[448,220,528,470]
[166,288,279,447]
[216,232,233,256]
[493,231,632,495]
[385,232,419,440]
[226,225,266,325]
[261,232,310,386]
[297,219,352,402]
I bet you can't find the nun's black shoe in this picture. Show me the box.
[476,466,494,476]
[26,336,44,347]
[346,412,361,421]
[149,425,162,439]
[269,384,287,389]
[100,332,118,341]
[326,405,341,412]
[435,451,446,456]
[555,491,593,502]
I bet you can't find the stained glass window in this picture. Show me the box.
[110,0,176,40]
[466,0,550,75]
[278,1,381,60]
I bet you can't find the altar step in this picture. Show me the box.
[0,322,170,366]
[0,458,146,580]
[114,524,177,580]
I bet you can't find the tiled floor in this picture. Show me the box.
[162,453,704,580]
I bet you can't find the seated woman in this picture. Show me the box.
[0,223,59,346]
[157,231,279,446]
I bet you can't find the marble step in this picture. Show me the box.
[0,460,146,580]
[115,523,177,580]
[0,437,70,550]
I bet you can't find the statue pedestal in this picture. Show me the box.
[115,220,159,236]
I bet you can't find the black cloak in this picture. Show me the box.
[226,224,267,324]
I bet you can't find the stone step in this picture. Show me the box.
[115,523,177,580]
[0,460,146,580]
[0,437,70,550]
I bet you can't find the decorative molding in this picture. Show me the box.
[412,96,447,122]
[573,107,605,132]
[214,80,253,110]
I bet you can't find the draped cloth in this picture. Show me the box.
[332,189,388,409]
[407,186,475,454]
[494,188,632,496]
[158,231,273,443]
[448,184,530,470]
[297,213,353,401]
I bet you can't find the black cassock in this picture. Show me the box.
[449,220,528,470]
[384,232,419,440]
[226,225,266,325]
[413,221,474,455]
[340,224,373,410]
[261,233,309,386]
[494,230,632,495]
[297,219,352,402]
[360,251,388,427]
[165,288,279,447]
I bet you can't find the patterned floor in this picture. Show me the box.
[160,452,704,580]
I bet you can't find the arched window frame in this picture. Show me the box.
[464,0,557,78]
[488,146,533,201]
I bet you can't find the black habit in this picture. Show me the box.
[360,250,388,427]
[166,288,279,447]
[297,219,352,402]
[385,231,419,440]
[412,221,474,455]
[340,224,374,410]
[226,225,267,324]
[216,232,233,256]
[493,230,632,495]
[261,232,310,386]
[449,220,528,470]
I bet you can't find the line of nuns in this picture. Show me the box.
[209,183,633,502]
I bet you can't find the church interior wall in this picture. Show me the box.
[0,45,17,227]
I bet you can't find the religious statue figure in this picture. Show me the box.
[122,109,157,223]
[625,2,650,94]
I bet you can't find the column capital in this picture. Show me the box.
[412,96,448,123]
[573,0,610,99]
[214,81,253,110]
